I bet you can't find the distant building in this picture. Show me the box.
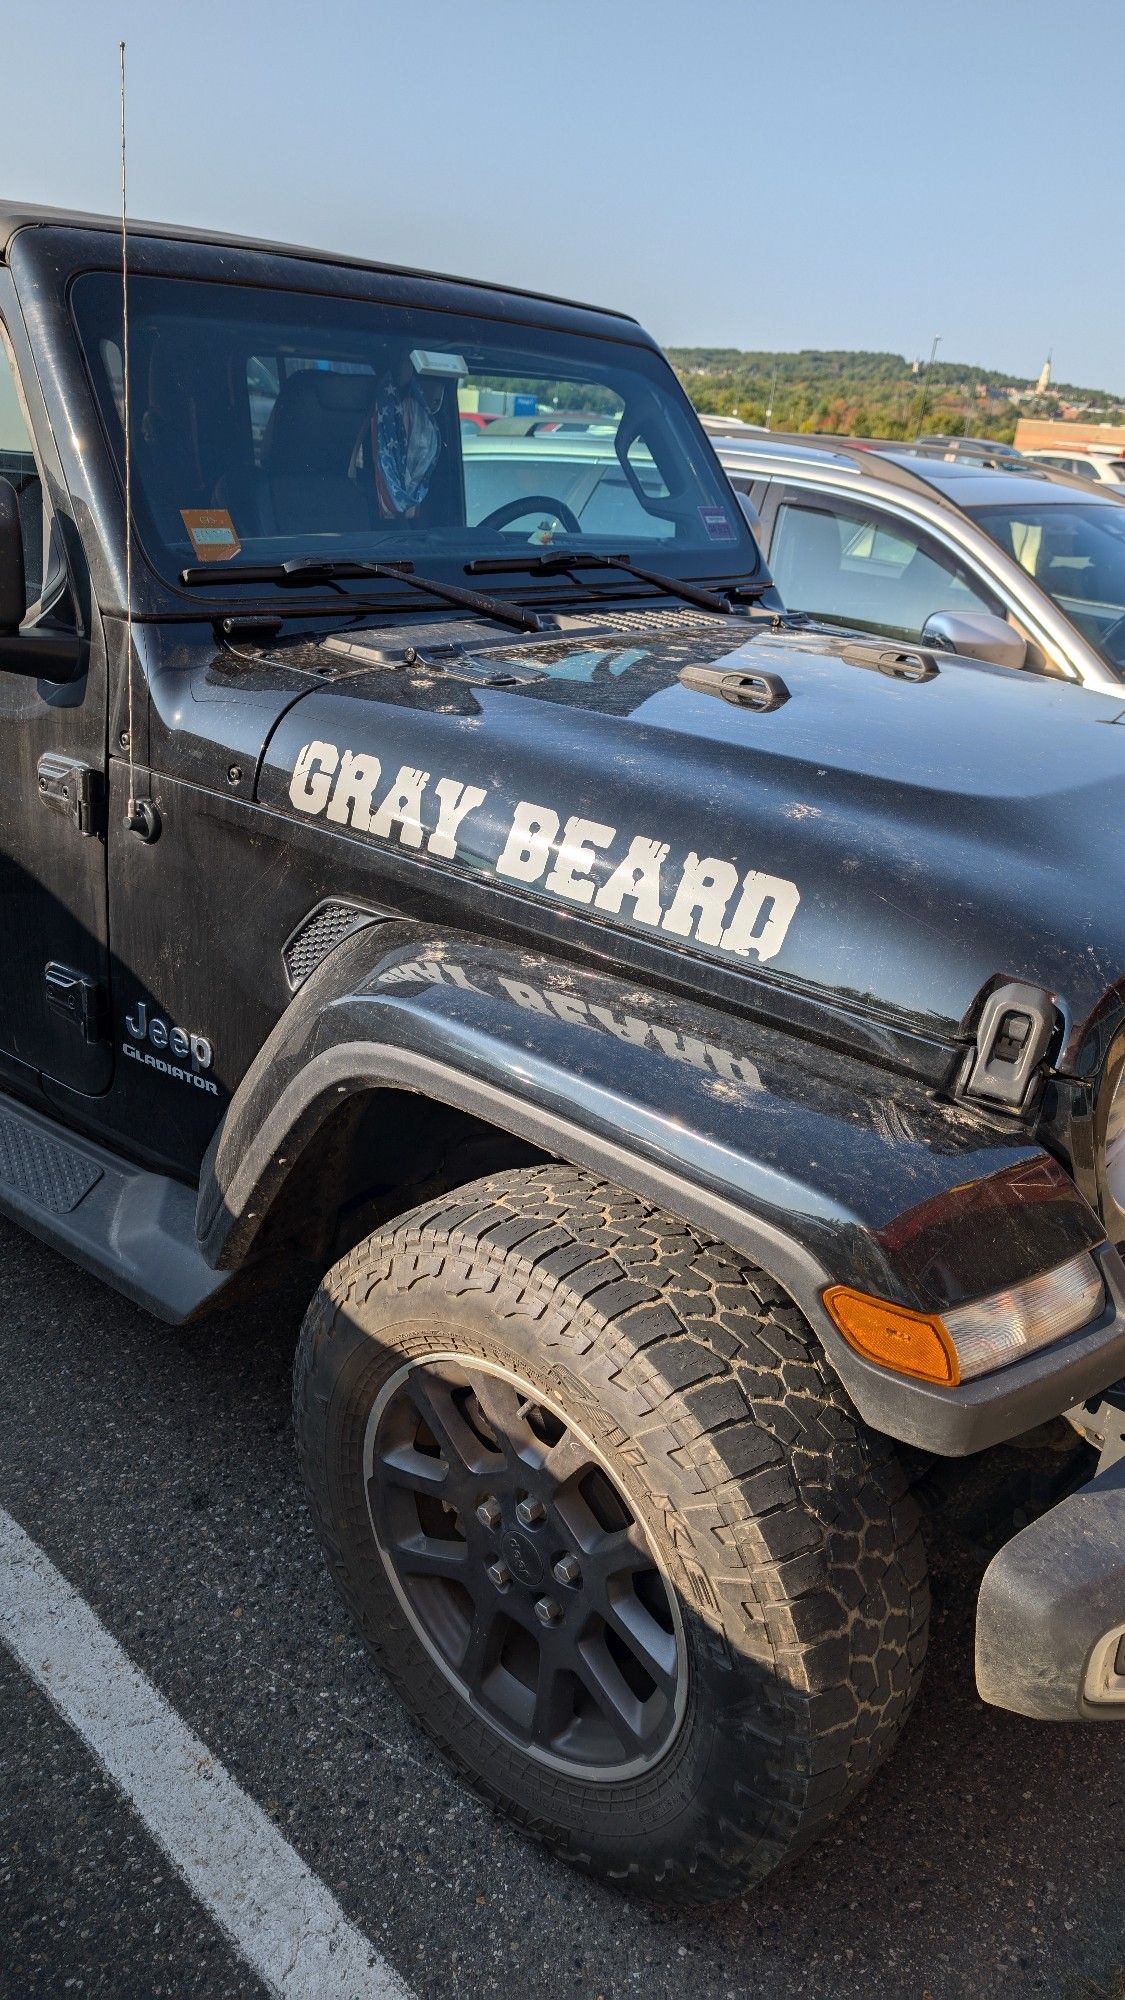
[1015,416,1125,453]
[1035,353,1053,396]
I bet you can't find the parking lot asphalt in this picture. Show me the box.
[1,1211,1124,2000]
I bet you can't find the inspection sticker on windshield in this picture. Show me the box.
[180,508,241,562]
[698,505,737,543]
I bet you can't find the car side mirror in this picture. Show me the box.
[0,478,25,633]
[921,608,1028,671]
[0,475,85,683]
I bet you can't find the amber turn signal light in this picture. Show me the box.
[822,1286,961,1386]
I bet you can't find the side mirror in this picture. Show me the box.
[0,477,25,633]
[0,475,85,682]
[921,608,1028,671]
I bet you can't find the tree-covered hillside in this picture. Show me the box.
[665,347,1124,442]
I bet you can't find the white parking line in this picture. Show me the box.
[0,1507,412,2000]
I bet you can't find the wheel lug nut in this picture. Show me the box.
[486,1560,511,1591]
[516,1497,546,1526]
[476,1496,502,1530]
[552,1554,581,1587]
[534,1595,562,1626]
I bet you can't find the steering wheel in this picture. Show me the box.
[477,494,583,536]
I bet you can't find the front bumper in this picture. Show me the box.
[976,1411,1125,1720]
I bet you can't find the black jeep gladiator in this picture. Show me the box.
[1,201,1123,1903]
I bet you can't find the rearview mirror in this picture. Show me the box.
[921,608,1027,671]
[0,477,25,633]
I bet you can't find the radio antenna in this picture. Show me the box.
[119,39,138,825]
[117,46,159,845]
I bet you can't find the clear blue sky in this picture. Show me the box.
[5,0,1123,390]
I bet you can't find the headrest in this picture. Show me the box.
[262,370,376,477]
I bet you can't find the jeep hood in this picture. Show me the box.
[255,609,1125,1066]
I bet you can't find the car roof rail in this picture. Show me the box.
[713,432,947,502]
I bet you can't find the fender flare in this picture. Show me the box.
[198,926,1121,1454]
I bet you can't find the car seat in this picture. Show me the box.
[218,369,378,540]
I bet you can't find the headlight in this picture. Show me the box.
[824,1250,1106,1386]
[942,1254,1106,1380]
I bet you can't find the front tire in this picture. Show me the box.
[294,1167,928,1903]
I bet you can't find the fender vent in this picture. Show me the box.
[282,901,379,992]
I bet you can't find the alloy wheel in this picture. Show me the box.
[364,1354,687,1780]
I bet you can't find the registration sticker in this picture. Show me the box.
[698,505,737,543]
[180,508,241,562]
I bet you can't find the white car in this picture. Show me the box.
[1022,448,1125,487]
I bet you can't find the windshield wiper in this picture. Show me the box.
[465,550,769,615]
[180,556,544,635]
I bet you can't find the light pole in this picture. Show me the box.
[915,334,942,434]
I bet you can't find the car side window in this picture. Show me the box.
[769,492,1000,641]
[0,329,44,611]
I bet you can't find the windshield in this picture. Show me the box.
[970,498,1125,670]
[71,272,757,591]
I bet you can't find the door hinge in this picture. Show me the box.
[37,754,100,836]
[44,963,107,1044]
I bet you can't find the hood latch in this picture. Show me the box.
[962,979,1059,1110]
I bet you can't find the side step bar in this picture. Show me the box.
[0,1095,231,1322]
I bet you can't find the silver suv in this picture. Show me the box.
[715,435,1125,690]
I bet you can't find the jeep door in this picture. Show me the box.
[0,279,110,1095]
